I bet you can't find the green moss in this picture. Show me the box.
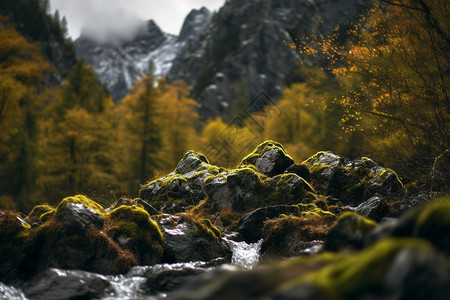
[55,195,105,219]
[239,140,293,167]
[331,212,377,232]
[109,205,163,240]
[181,213,222,240]
[108,205,164,265]
[282,238,434,299]
[179,150,209,165]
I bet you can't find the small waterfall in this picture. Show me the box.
[224,234,263,270]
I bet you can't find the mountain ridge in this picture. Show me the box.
[75,0,369,117]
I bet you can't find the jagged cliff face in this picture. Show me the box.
[76,0,367,115]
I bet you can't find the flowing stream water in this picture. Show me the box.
[0,234,263,300]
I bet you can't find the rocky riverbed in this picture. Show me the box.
[1,141,449,299]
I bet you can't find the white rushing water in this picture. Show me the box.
[224,234,263,270]
[1,233,263,299]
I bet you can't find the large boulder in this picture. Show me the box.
[140,151,220,213]
[0,195,167,284]
[351,196,390,222]
[107,205,164,266]
[324,211,377,251]
[303,152,404,206]
[205,169,316,213]
[204,168,268,212]
[368,197,450,255]
[239,140,294,177]
[159,214,231,263]
[22,269,113,300]
[237,205,301,243]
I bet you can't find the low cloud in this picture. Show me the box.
[50,0,225,41]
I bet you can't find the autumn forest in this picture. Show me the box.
[0,0,448,213]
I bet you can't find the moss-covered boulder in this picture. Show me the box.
[28,197,137,277]
[158,213,231,263]
[324,212,377,252]
[304,152,404,206]
[0,195,169,283]
[168,238,450,300]
[261,206,335,259]
[239,140,294,177]
[204,167,268,212]
[352,196,390,222]
[140,151,221,213]
[108,205,164,265]
[368,197,450,255]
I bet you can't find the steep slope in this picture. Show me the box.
[167,0,368,119]
[75,0,368,115]
[75,8,212,101]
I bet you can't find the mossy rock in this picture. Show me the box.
[159,213,231,263]
[176,150,209,174]
[237,203,334,245]
[283,238,443,300]
[239,140,294,177]
[140,152,221,213]
[108,205,164,265]
[29,219,136,277]
[166,237,449,299]
[55,195,105,218]
[261,211,332,259]
[303,152,403,206]
[388,196,450,254]
[324,212,377,252]
[266,173,316,206]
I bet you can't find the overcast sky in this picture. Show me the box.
[49,0,225,41]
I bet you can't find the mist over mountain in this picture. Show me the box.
[75,0,368,116]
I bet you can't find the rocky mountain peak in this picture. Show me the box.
[178,7,212,42]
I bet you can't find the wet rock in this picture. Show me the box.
[176,151,209,174]
[237,205,300,243]
[59,202,104,231]
[239,140,294,177]
[267,173,316,205]
[159,214,231,263]
[140,151,219,213]
[304,152,404,206]
[324,212,377,251]
[352,196,389,222]
[143,263,208,294]
[22,268,113,300]
[204,168,266,212]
